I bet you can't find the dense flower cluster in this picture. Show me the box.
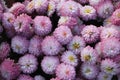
[0,0,120,80]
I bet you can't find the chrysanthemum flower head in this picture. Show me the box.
[53,26,73,45]
[80,5,96,21]
[11,36,29,54]
[34,16,52,36]
[29,35,43,56]
[81,63,99,79]
[18,54,38,74]
[0,58,21,80]
[81,25,100,44]
[67,36,86,54]
[81,46,99,64]
[56,63,76,80]
[101,58,119,75]
[26,0,35,14]
[9,2,26,16]
[14,14,34,38]
[41,56,60,74]
[61,51,78,67]
[41,36,62,55]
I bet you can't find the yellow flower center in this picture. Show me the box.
[48,4,52,11]
[15,45,20,51]
[73,42,80,49]
[68,55,75,62]
[106,67,113,72]
[84,55,91,61]
[84,9,91,13]
[85,68,91,73]
[103,75,108,80]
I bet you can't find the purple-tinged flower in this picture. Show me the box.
[34,0,48,14]
[81,46,99,64]
[14,14,34,38]
[97,72,113,80]
[81,63,99,79]
[26,1,35,14]
[56,63,76,80]
[96,1,114,19]
[61,51,78,67]
[29,35,43,56]
[101,38,120,57]
[81,25,100,44]
[34,16,52,36]
[34,75,45,80]
[41,56,60,74]
[11,36,29,54]
[110,9,120,26]
[0,42,10,60]
[53,26,73,45]
[57,0,79,17]
[100,27,120,40]
[9,2,26,16]
[80,5,96,21]
[18,74,34,80]
[67,36,86,54]
[47,1,56,17]
[41,36,62,55]
[0,58,20,80]
[101,58,119,75]
[2,12,15,30]
[18,54,38,74]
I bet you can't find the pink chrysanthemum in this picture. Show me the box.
[2,12,15,30]
[11,36,29,54]
[53,26,73,45]
[41,56,60,74]
[80,5,97,21]
[41,36,62,55]
[61,51,78,67]
[97,72,113,80]
[101,58,119,75]
[100,27,120,40]
[29,35,43,56]
[101,38,120,57]
[96,1,114,19]
[81,63,99,79]
[110,9,120,26]
[57,0,79,17]
[56,63,76,80]
[0,59,20,80]
[50,77,60,80]
[9,2,26,16]
[26,0,35,14]
[81,25,100,44]
[18,74,34,80]
[81,46,99,64]
[34,75,45,80]
[14,14,34,38]
[67,36,86,54]
[47,1,56,17]
[34,0,48,14]
[58,16,78,29]
[18,54,38,74]
[0,42,10,60]
[34,16,52,36]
